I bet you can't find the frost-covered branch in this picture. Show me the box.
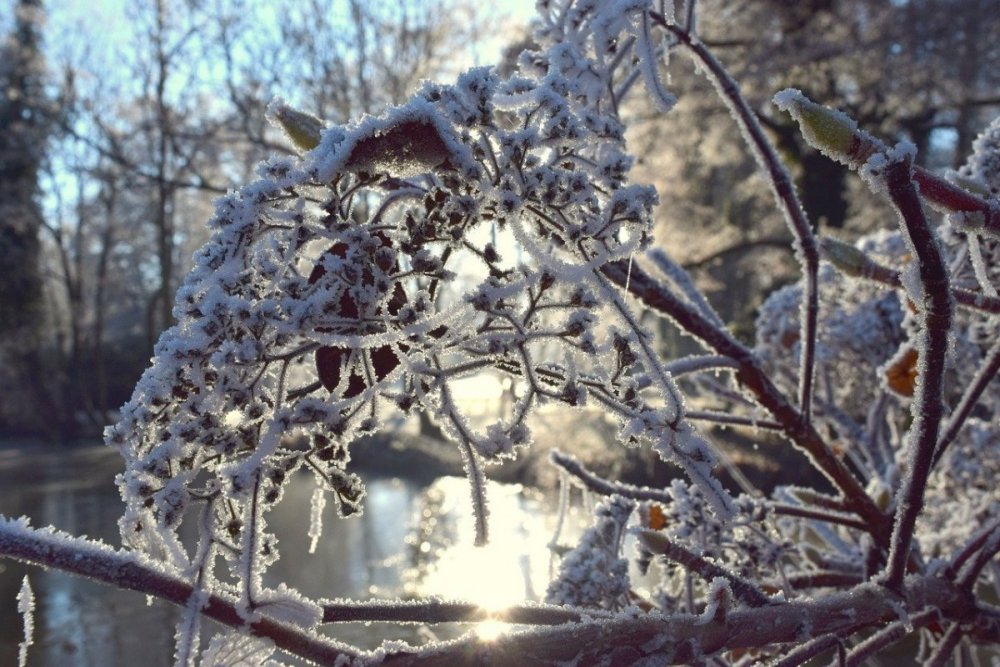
[933,337,1000,466]
[638,529,772,608]
[843,608,940,667]
[0,517,362,665]
[602,259,890,539]
[551,449,674,504]
[321,598,594,625]
[773,90,1000,236]
[653,13,821,426]
[378,575,1000,665]
[880,154,953,592]
[770,634,843,667]
[820,235,1000,315]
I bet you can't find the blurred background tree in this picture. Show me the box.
[0,0,71,437]
[1,0,997,442]
[628,0,1000,340]
[0,0,507,439]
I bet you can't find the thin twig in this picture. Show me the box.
[844,607,940,666]
[933,337,1000,467]
[768,633,843,667]
[912,167,1000,237]
[926,622,964,667]
[321,599,596,625]
[956,527,1000,590]
[438,377,490,546]
[663,354,738,376]
[821,238,1000,315]
[685,410,782,430]
[602,260,891,542]
[949,517,1000,577]
[768,503,868,532]
[786,571,863,590]
[653,14,820,426]
[550,450,673,504]
[639,529,773,608]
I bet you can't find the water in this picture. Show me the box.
[0,444,560,665]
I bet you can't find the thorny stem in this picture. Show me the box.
[654,13,820,427]
[602,260,892,543]
[881,157,953,593]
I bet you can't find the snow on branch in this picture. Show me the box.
[0,516,361,664]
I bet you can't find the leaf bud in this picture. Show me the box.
[773,89,878,167]
[818,236,867,278]
[267,99,324,151]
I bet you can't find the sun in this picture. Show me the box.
[413,478,555,639]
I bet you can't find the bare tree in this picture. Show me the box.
[0,0,77,437]
[0,0,496,438]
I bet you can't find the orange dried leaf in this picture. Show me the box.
[646,504,668,530]
[885,347,919,397]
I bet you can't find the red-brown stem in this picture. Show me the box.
[0,523,360,665]
[913,166,1000,234]
[654,14,820,426]
[602,260,892,544]
[933,337,1000,467]
[881,157,953,593]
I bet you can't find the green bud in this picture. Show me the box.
[268,100,323,151]
[818,236,868,278]
[773,89,873,166]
